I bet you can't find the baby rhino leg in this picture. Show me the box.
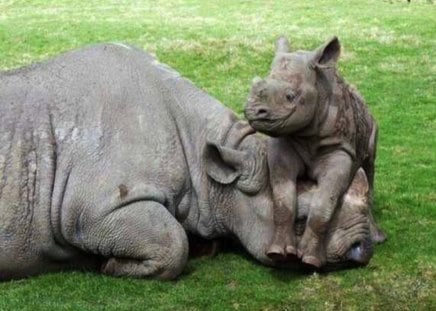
[299,151,353,268]
[267,140,303,261]
[73,201,188,280]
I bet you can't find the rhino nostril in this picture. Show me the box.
[256,108,269,118]
[347,240,372,265]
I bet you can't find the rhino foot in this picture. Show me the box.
[297,228,326,269]
[301,255,323,269]
[75,201,189,280]
[266,230,298,262]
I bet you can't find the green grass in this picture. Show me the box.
[0,0,435,309]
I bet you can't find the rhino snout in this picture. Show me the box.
[346,239,374,266]
[245,106,270,120]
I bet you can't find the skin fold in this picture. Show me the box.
[0,44,279,280]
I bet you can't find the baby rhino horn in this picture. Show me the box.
[252,76,263,85]
[251,77,267,97]
[276,36,290,54]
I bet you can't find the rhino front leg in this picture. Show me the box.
[267,139,303,260]
[299,151,354,268]
[72,201,189,280]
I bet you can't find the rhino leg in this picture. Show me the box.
[73,201,188,280]
[267,139,303,261]
[362,124,387,244]
[299,150,353,268]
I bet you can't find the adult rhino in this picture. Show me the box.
[0,44,277,280]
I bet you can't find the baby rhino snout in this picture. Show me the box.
[245,104,270,120]
[253,106,270,119]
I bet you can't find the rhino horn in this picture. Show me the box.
[276,36,290,54]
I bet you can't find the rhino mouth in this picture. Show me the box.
[322,236,374,271]
[292,213,374,269]
[246,118,292,137]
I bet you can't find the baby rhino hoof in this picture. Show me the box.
[301,255,323,269]
[266,244,286,261]
[266,244,298,262]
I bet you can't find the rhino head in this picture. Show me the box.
[203,122,276,266]
[296,168,374,269]
[191,167,375,269]
[244,36,340,135]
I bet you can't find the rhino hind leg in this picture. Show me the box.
[299,151,354,268]
[73,201,189,280]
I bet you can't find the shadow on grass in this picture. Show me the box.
[188,234,377,282]
[2,234,372,285]
[189,235,320,281]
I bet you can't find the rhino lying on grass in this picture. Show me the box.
[0,44,375,281]
[0,44,279,280]
[245,37,386,268]
[191,168,375,270]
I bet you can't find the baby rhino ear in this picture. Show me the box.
[312,36,341,68]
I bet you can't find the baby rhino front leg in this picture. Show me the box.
[299,151,353,268]
[73,201,188,280]
[267,140,303,261]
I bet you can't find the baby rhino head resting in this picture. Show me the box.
[245,36,340,136]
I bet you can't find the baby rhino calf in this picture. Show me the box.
[245,36,386,268]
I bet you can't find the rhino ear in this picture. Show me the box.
[276,36,290,54]
[204,141,244,185]
[312,36,341,68]
[348,168,369,198]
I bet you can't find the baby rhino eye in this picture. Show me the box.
[286,93,296,102]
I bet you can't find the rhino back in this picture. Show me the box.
[0,44,196,275]
[331,74,375,162]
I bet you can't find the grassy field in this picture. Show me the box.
[0,0,435,309]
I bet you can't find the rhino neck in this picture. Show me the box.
[293,67,336,138]
[161,75,240,238]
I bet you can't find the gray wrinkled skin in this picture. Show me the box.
[0,44,278,280]
[245,37,386,268]
[191,168,375,269]
[295,168,374,269]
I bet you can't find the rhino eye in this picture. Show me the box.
[286,93,295,102]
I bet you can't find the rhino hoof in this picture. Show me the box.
[302,255,322,269]
[297,249,304,259]
[266,244,286,261]
[285,245,298,260]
